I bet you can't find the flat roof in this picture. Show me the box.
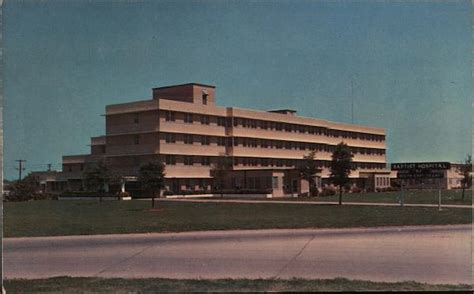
[152,83,216,90]
[268,109,297,114]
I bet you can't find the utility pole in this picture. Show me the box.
[47,163,52,171]
[15,159,26,181]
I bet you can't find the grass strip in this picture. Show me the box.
[3,276,472,293]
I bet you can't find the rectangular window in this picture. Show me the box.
[198,179,206,190]
[185,179,192,190]
[201,136,210,145]
[165,155,176,165]
[133,113,139,124]
[184,156,193,166]
[165,133,176,143]
[165,111,175,121]
[202,94,208,105]
[134,135,140,145]
[234,157,240,166]
[250,139,257,147]
[200,115,210,125]
[217,137,226,146]
[217,117,226,127]
[184,134,193,144]
[201,156,210,166]
[184,113,193,123]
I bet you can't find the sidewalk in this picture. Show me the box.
[157,198,474,209]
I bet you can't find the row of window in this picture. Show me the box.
[165,155,210,166]
[233,157,385,169]
[163,111,226,126]
[162,133,385,155]
[63,157,386,173]
[233,119,384,141]
[163,155,386,170]
[159,110,385,141]
[163,176,278,191]
[232,176,274,190]
[375,177,390,187]
[233,137,385,155]
[164,177,273,191]
[164,133,226,146]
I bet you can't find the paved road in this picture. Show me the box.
[157,198,473,209]
[4,225,472,284]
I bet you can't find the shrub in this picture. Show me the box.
[214,189,273,195]
[376,187,399,193]
[4,175,40,202]
[320,187,337,197]
[117,191,131,199]
[299,192,310,198]
[60,191,114,198]
[163,189,273,196]
[350,186,362,194]
[33,193,57,201]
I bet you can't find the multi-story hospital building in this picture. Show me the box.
[50,83,391,197]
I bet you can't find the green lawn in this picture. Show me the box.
[239,189,472,205]
[4,200,472,237]
[315,189,472,204]
[3,277,471,292]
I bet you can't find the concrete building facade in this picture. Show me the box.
[58,83,390,197]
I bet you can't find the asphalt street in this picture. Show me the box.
[3,224,472,284]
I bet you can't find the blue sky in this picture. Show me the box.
[4,0,471,180]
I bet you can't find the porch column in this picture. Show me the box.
[121,179,126,193]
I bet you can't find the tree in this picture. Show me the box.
[83,161,109,202]
[210,154,232,198]
[459,155,472,201]
[138,161,166,208]
[329,142,355,205]
[298,150,322,197]
[6,174,40,201]
[108,171,124,200]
